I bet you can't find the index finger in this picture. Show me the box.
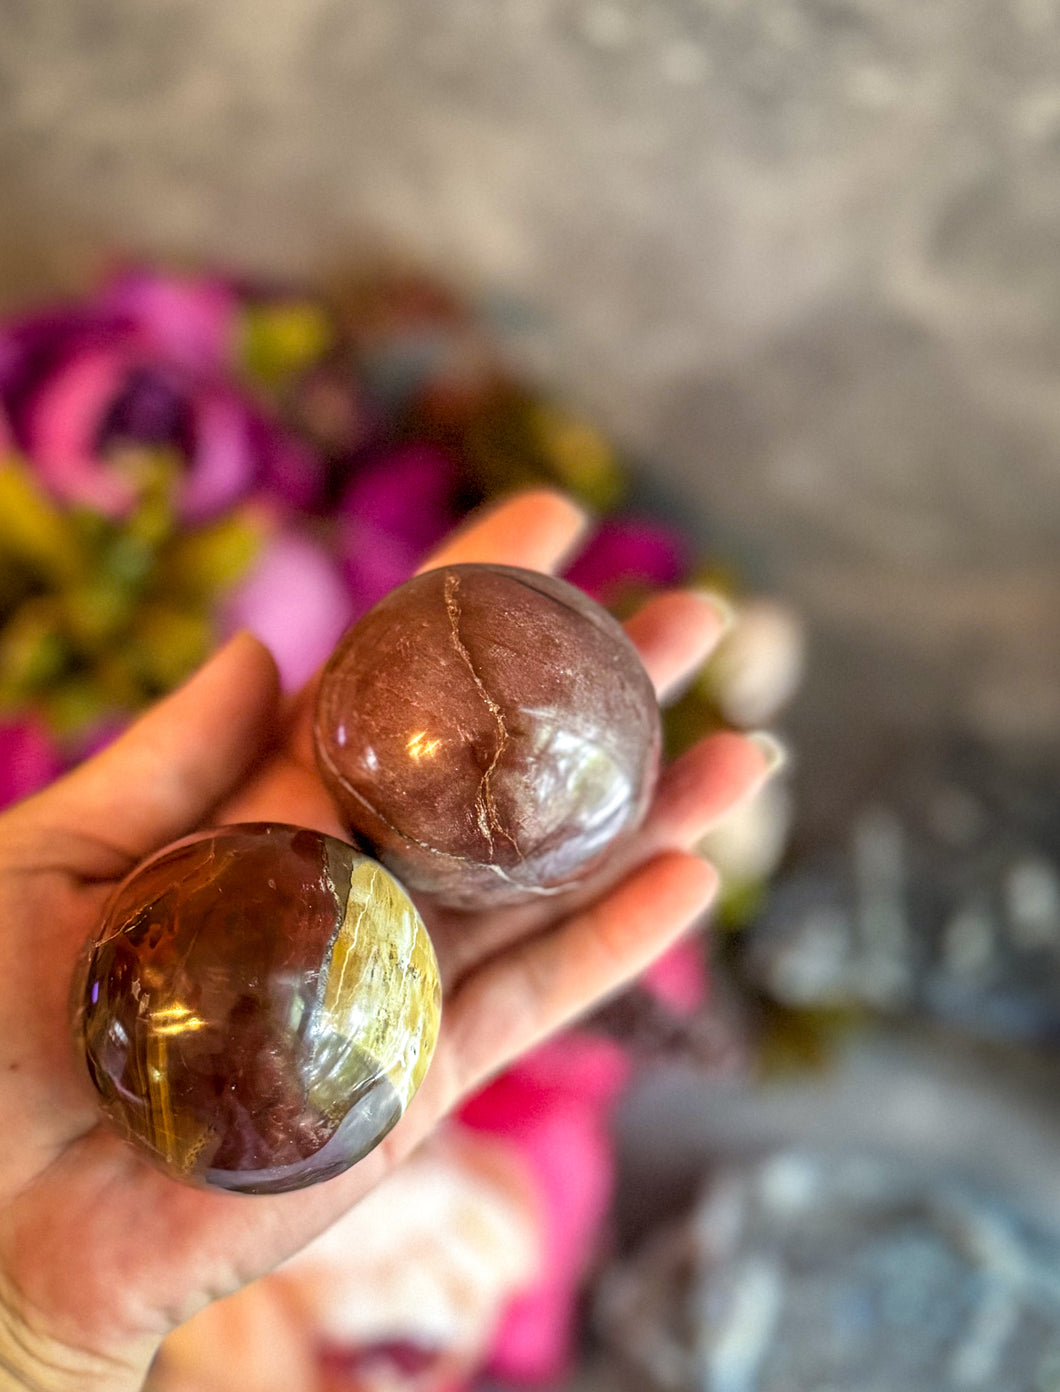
[417,489,590,574]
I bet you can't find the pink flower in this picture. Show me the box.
[222,528,355,691]
[98,268,238,374]
[640,937,709,1016]
[0,273,321,520]
[564,517,688,606]
[459,1034,631,1385]
[0,715,63,810]
[337,445,460,615]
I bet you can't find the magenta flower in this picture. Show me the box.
[222,528,355,691]
[0,715,63,810]
[0,398,13,456]
[0,272,321,520]
[459,1033,631,1385]
[98,268,238,374]
[338,444,461,614]
[564,516,689,605]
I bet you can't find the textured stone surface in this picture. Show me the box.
[315,563,660,907]
[78,823,440,1193]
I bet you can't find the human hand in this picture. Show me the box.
[0,491,773,1390]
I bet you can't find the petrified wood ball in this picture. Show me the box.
[314,564,661,908]
[78,824,440,1193]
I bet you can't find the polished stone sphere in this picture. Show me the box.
[77,824,440,1193]
[314,564,661,908]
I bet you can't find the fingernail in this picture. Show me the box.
[693,588,737,639]
[747,729,788,778]
[533,487,595,530]
[192,631,277,685]
[192,632,245,673]
[208,630,257,665]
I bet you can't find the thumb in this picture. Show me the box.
[24,633,281,871]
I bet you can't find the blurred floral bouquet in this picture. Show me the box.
[0,266,803,1391]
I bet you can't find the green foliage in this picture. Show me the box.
[0,452,266,741]
[240,301,334,391]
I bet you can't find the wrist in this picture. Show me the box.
[0,1293,157,1392]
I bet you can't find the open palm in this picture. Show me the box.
[0,492,771,1391]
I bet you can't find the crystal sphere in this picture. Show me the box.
[314,564,661,908]
[77,824,440,1194]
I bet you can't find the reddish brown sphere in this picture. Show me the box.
[77,824,440,1193]
[313,564,661,908]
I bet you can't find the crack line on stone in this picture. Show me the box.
[317,736,561,891]
[443,572,520,859]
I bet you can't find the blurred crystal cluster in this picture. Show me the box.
[607,690,1060,1392]
[597,1150,1060,1392]
[736,739,1060,1047]
[584,727,1060,1392]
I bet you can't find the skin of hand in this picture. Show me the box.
[0,491,774,1391]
